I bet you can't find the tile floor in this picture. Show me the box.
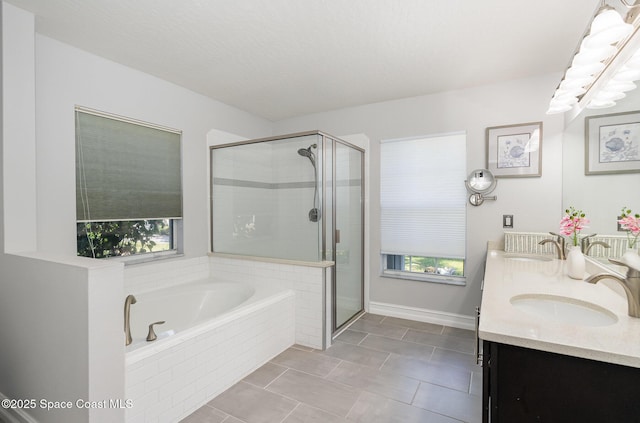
[181,313,482,423]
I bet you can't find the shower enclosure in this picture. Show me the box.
[210,131,364,333]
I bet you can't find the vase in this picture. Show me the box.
[622,247,640,267]
[566,245,585,280]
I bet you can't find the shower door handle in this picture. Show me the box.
[335,229,341,244]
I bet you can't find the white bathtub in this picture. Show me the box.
[127,280,256,350]
[124,279,295,423]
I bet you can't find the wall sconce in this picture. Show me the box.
[547,1,640,115]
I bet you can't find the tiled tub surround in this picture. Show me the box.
[209,254,334,350]
[124,254,333,422]
[125,282,295,423]
[479,249,640,367]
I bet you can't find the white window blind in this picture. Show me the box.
[75,108,182,222]
[380,132,466,259]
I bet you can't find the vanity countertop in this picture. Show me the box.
[479,249,640,368]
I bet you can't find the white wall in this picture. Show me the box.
[0,3,274,422]
[274,74,565,320]
[2,1,36,253]
[35,34,273,257]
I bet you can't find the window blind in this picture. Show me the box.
[380,132,466,259]
[75,109,182,222]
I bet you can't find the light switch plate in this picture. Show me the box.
[503,214,513,228]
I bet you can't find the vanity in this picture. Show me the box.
[479,249,640,422]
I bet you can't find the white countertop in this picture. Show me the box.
[479,249,640,368]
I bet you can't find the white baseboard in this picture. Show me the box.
[368,301,475,331]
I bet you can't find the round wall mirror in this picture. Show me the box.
[465,169,496,194]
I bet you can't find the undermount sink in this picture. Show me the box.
[504,254,553,262]
[510,294,618,327]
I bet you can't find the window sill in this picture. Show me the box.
[106,250,183,266]
[381,270,466,286]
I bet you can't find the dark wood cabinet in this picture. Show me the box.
[482,340,640,423]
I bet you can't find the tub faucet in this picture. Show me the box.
[585,258,640,318]
[124,294,137,346]
[539,232,566,260]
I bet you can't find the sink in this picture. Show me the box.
[510,294,618,327]
[504,254,553,262]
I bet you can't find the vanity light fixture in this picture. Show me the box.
[547,1,640,114]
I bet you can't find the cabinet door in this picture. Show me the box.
[486,342,640,422]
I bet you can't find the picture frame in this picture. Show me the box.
[486,122,543,178]
[585,110,640,175]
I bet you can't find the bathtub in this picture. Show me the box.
[127,281,256,350]
[124,279,295,423]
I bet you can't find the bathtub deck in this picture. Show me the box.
[181,313,482,423]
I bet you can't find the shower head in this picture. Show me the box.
[297,144,317,167]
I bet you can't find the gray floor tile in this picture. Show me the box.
[349,319,409,339]
[180,405,227,423]
[271,347,341,377]
[358,313,386,323]
[347,390,461,423]
[382,316,444,334]
[207,381,297,423]
[267,369,361,417]
[442,325,475,340]
[360,334,434,361]
[413,382,482,423]
[282,403,350,423]
[242,362,287,388]
[381,353,472,393]
[469,371,482,397]
[334,329,368,345]
[189,313,484,423]
[327,360,419,404]
[430,347,479,373]
[403,328,475,354]
[318,340,390,368]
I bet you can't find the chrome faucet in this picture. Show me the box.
[124,294,137,346]
[539,232,566,260]
[586,258,640,318]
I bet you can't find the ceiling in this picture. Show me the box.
[7,0,601,121]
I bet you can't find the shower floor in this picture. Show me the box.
[180,313,482,423]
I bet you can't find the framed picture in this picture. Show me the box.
[486,122,542,177]
[585,110,640,175]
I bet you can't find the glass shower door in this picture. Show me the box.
[333,141,364,331]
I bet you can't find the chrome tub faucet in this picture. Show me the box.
[124,294,137,346]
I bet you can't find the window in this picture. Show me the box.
[75,108,182,260]
[380,132,466,285]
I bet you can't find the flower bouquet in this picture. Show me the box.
[618,207,640,250]
[559,206,590,247]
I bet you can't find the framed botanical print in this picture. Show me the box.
[486,122,543,177]
[585,110,640,175]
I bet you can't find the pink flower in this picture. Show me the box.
[619,207,640,248]
[560,207,589,246]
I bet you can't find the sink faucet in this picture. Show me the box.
[585,258,640,318]
[539,232,566,260]
[124,294,137,346]
[584,241,610,256]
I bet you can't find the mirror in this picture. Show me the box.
[562,87,640,269]
[466,169,497,206]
